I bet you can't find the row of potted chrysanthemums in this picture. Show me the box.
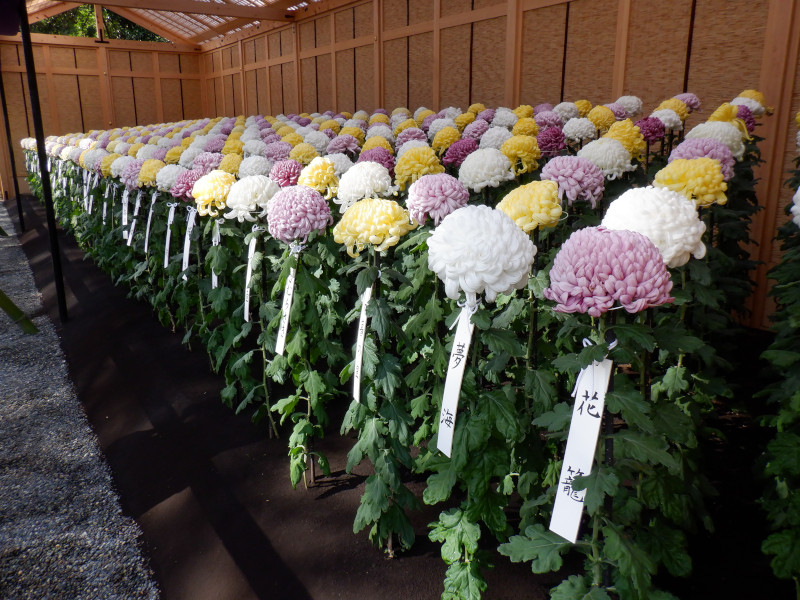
[22,89,768,600]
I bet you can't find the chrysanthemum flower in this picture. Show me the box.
[544,227,673,317]
[392,118,417,137]
[222,138,244,155]
[650,109,683,131]
[685,121,745,160]
[669,138,735,180]
[533,103,553,115]
[467,103,486,115]
[396,127,427,147]
[238,156,274,178]
[271,159,303,187]
[573,99,592,117]
[707,102,750,138]
[604,119,646,161]
[100,153,121,178]
[320,119,341,134]
[414,108,436,127]
[442,138,478,168]
[513,104,534,119]
[170,169,204,202]
[120,158,146,190]
[577,138,636,180]
[369,113,390,126]
[492,107,519,129]
[326,134,360,156]
[496,180,562,232]
[127,142,144,157]
[454,111,476,132]
[540,155,604,208]
[791,188,800,227]
[298,156,338,199]
[500,135,541,174]
[362,135,394,155]
[155,164,187,192]
[511,117,539,137]
[333,197,416,256]
[110,155,135,179]
[673,92,701,113]
[335,161,395,213]
[535,110,564,130]
[192,151,223,174]
[538,127,567,157]
[459,148,515,192]
[267,185,332,244]
[427,204,536,305]
[563,117,598,143]
[357,147,396,176]
[736,105,757,135]
[406,173,469,226]
[601,186,706,268]
[288,142,319,166]
[653,157,727,207]
[325,152,354,176]
[552,102,579,123]
[634,117,665,142]
[225,175,280,222]
[365,124,394,145]
[615,96,643,119]
[432,126,461,155]
[587,105,616,132]
[394,145,445,190]
[462,118,490,141]
[137,159,165,187]
[737,89,771,115]
[219,153,242,175]
[192,169,235,217]
[655,98,689,121]
[479,126,513,150]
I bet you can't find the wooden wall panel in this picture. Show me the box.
[53,74,83,132]
[316,15,332,47]
[223,74,235,115]
[563,0,617,102]
[254,36,267,63]
[0,43,20,67]
[335,7,355,41]
[354,2,373,38]
[441,0,471,18]
[161,78,183,123]
[316,54,333,112]
[301,57,318,113]
[133,77,157,125]
[471,17,506,107]
[108,50,131,72]
[300,21,316,52]
[354,44,374,111]
[205,78,217,117]
[409,0,433,25]
[520,4,567,106]
[268,32,281,59]
[159,53,180,73]
[77,75,104,131]
[49,46,75,69]
[336,48,355,111]
[1,70,30,194]
[245,69,258,116]
[383,37,407,109]
[130,52,152,74]
[182,79,203,119]
[281,63,298,114]
[269,64,283,114]
[383,0,407,30]
[111,76,136,126]
[180,54,200,74]
[214,76,224,115]
[439,25,471,110]
[408,32,433,111]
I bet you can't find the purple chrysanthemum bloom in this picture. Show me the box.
[634,117,666,142]
[333,113,346,120]
[373,108,389,116]
[219,124,233,136]
[668,138,735,180]
[406,173,469,226]
[543,227,674,317]
[264,141,293,162]
[308,122,320,131]
[443,138,479,168]
[535,110,563,129]
[538,127,567,156]
[262,132,281,144]
[297,117,311,127]
[115,142,131,157]
[736,105,756,135]
[98,139,110,150]
[462,119,490,141]
[396,127,428,147]
[120,158,145,191]
[421,113,438,132]
[477,108,495,123]
[534,103,554,115]
[357,147,396,177]
[203,135,227,153]
[170,168,204,202]
[140,134,152,144]
[320,128,336,140]
[266,185,332,244]
[270,160,303,187]
[604,103,628,121]
[326,134,360,156]
[540,155,605,208]
[192,151,224,175]
[151,147,168,161]
[673,92,701,113]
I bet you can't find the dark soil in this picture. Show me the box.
[8,194,794,600]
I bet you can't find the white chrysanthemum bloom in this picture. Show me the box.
[791,188,800,227]
[78,138,93,150]
[577,138,636,180]
[334,117,347,126]
[427,204,536,305]
[366,124,394,144]
[136,145,159,160]
[110,155,135,179]
[442,106,462,120]
[458,148,515,192]
[685,121,746,161]
[615,96,643,118]
[304,130,330,155]
[414,106,430,121]
[396,139,429,159]
[563,117,597,142]
[240,128,262,142]
[390,114,408,130]
[651,109,683,131]
[334,161,395,213]
[479,126,513,150]
[179,147,204,169]
[156,137,175,148]
[326,152,354,176]
[155,164,187,192]
[238,155,274,178]
[243,139,267,157]
[553,102,579,122]
[343,118,365,130]
[492,107,519,129]
[295,126,313,137]
[83,148,108,172]
[189,134,210,149]
[147,135,163,146]
[225,175,280,222]
[428,118,458,140]
[601,186,706,268]
[730,96,765,117]
[245,116,257,127]
[353,110,369,121]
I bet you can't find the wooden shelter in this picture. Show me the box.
[1,0,799,329]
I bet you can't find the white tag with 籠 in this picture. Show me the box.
[143,191,158,253]
[126,190,143,247]
[163,202,178,268]
[211,219,222,289]
[436,305,476,457]
[549,356,614,544]
[121,188,130,237]
[181,206,198,280]
[275,266,297,356]
[243,231,260,323]
[352,285,373,404]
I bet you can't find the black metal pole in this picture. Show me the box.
[17,0,68,322]
[0,63,25,231]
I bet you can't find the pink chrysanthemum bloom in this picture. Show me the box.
[634,117,666,142]
[533,103,554,115]
[406,173,469,226]
[120,158,146,191]
[669,138,735,181]
[535,110,564,130]
[653,157,727,207]
[203,135,226,153]
[326,134,360,156]
[477,108,495,123]
[685,121,745,160]
[736,105,756,135]
[264,141,293,162]
[170,169,204,202]
[540,155,605,208]
[270,159,303,187]
[267,185,332,244]
[604,103,628,121]
[496,180,562,232]
[443,138,478,168]
[357,147,396,177]
[538,126,567,156]
[396,127,427,147]
[544,227,674,317]
[192,151,224,175]
[674,93,701,113]
[261,132,282,144]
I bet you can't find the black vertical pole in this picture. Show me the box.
[17,0,68,322]
[0,64,25,231]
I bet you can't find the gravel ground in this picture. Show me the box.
[0,204,159,600]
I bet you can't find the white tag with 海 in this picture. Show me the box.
[143,191,158,253]
[181,206,198,280]
[353,285,373,404]
[163,202,178,268]
[275,266,297,356]
[243,230,261,323]
[126,190,143,247]
[437,304,477,457]
[211,219,222,289]
[549,355,614,544]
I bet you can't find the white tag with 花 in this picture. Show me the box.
[549,350,614,544]
[352,285,373,404]
[436,304,477,458]
[126,190,143,247]
[243,230,262,323]
[275,266,297,356]
[163,202,178,268]
[143,191,158,253]
[211,219,222,289]
[181,206,198,280]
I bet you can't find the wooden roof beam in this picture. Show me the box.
[28,2,81,23]
[85,0,295,21]
[104,6,201,50]
[188,17,254,43]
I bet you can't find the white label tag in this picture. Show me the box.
[104,181,111,199]
[164,203,178,268]
[126,191,143,247]
[275,266,297,356]
[102,200,107,226]
[436,305,476,457]
[121,189,130,228]
[549,358,614,543]
[181,207,198,280]
[353,285,373,404]
[143,192,158,254]
[211,220,221,289]
[243,234,259,323]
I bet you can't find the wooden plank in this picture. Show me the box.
[53,74,83,132]
[151,53,164,123]
[28,2,80,23]
[282,62,298,114]
[111,76,136,126]
[214,75,224,115]
[268,32,281,58]
[355,43,374,111]
[354,2,373,38]
[270,64,283,114]
[133,77,157,125]
[439,25,470,110]
[316,54,333,112]
[471,16,506,107]
[441,0,472,18]
[0,43,20,67]
[40,46,60,133]
[383,0,408,30]
[49,46,75,69]
[383,37,407,108]
[79,0,296,22]
[301,57,318,113]
[504,0,522,106]
[408,32,433,110]
[336,48,355,111]
[180,53,200,74]
[316,14,332,47]
[610,0,631,98]
[161,78,184,123]
[563,0,617,102]
[245,68,258,115]
[335,7,355,42]
[96,43,115,128]
[159,53,181,73]
[300,21,316,52]
[78,75,104,130]
[182,78,202,119]
[409,0,434,25]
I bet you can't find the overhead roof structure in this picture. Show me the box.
[25,0,311,48]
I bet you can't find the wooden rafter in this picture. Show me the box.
[81,0,295,21]
[27,2,81,23]
[105,6,199,49]
[188,17,254,44]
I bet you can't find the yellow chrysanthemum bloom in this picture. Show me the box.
[496,180,562,232]
[708,102,750,139]
[289,142,319,165]
[222,139,244,155]
[298,157,338,199]
[393,118,417,137]
[468,103,486,115]
[192,169,236,217]
[282,132,304,147]
[126,136,137,144]
[604,119,646,161]
[500,135,541,175]
[312,116,328,125]
[128,143,144,157]
[275,125,295,137]
[78,150,90,170]
[265,116,278,125]
[454,111,476,132]
[362,136,394,154]
[228,131,243,141]
[320,119,341,134]
[394,146,445,190]
[512,117,539,137]
[89,140,99,150]
[299,113,310,119]
[513,104,534,119]
[415,109,436,127]
[100,153,120,178]
[653,158,727,208]
[219,153,242,175]
[339,126,365,144]
[340,111,353,120]
[332,197,417,257]
[165,132,176,139]
[655,98,689,121]
[391,107,410,117]
[137,159,165,187]
[106,140,119,153]
[739,89,766,107]
[574,99,592,118]
[586,105,616,133]
[181,137,193,149]
[432,126,461,155]
[795,110,800,129]
[353,110,369,121]
[164,146,184,165]
[369,113,390,126]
